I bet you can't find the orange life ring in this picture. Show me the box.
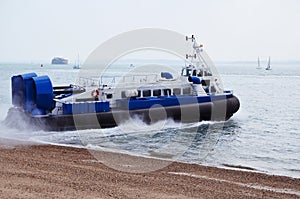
[91,89,100,98]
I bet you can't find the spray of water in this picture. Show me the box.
[0,104,44,147]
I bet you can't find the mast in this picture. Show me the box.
[73,53,80,69]
[257,57,261,69]
[266,56,271,70]
[77,53,80,66]
[184,35,223,94]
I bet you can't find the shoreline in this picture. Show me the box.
[25,140,297,179]
[0,142,299,198]
[43,142,294,179]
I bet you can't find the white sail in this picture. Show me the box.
[257,57,261,69]
[265,56,271,70]
[73,54,80,69]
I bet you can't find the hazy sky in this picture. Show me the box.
[0,0,299,62]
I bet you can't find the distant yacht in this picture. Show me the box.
[265,56,271,70]
[256,57,261,69]
[73,54,80,69]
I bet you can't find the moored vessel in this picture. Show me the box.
[51,57,68,65]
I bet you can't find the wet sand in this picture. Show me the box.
[0,141,299,198]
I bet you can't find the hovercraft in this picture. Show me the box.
[4,35,240,131]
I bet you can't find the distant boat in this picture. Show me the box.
[256,57,261,69]
[51,57,68,65]
[73,54,80,69]
[265,56,271,70]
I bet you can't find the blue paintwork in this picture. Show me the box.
[11,73,37,110]
[12,73,54,115]
[32,76,54,113]
[161,72,173,79]
[188,76,201,84]
[117,94,233,111]
[62,101,110,115]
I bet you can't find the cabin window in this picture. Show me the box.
[211,86,216,93]
[137,90,141,97]
[182,68,192,76]
[183,87,191,95]
[202,80,210,86]
[153,89,161,97]
[192,70,197,76]
[197,69,203,77]
[173,88,181,95]
[163,89,171,96]
[121,91,126,98]
[143,90,151,97]
[107,93,113,99]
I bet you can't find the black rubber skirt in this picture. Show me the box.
[4,95,240,131]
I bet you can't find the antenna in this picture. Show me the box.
[185,35,198,61]
[186,54,197,59]
[185,35,195,42]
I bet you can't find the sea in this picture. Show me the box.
[0,60,299,178]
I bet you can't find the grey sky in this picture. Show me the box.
[0,0,299,63]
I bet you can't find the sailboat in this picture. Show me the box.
[73,54,80,69]
[256,57,261,69]
[265,56,271,70]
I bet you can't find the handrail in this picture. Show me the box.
[78,73,161,88]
